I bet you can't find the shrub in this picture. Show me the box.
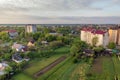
[73,58,78,63]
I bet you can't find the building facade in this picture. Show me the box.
[109,29,120,45]
[81,28,109,47]
[26,24,37,33]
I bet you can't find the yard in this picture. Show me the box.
[87,56,120,80]
[12,46,70,80]
[37,57,90,80]
[12,73,33,80]
[12,46,120,80]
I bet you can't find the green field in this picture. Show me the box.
[24,54,64,76]
[112,56,120,79]
[87,56,120,80]
[12,73,33,80]
[12,46,120,80]
[38,57,90,80]
[12,46,70,80]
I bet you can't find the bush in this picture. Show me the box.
[49,41,64,49]
[86,72,92,77]
[107,42,116,49]
[73,58,78,63]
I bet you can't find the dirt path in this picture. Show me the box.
[90,57,103,74]
[34,56,66,78]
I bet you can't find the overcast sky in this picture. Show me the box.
[0,0,120,24]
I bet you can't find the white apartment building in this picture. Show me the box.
[26,24,37,33]
[81,28,109,47]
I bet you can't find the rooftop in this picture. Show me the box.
[81,27,107,34]
[5,30,17,33]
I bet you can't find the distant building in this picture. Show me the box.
[25,24,37,33]
[109,29,120,45]
[49,32,63,36]
[81,28,109,47]
[3,30,18,39]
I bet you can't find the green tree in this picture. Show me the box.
[107,42,116,49]
[76,40,88,52]
[45,34,57,42]
[93,46,104,53]
[49,41,64,49]
[0,32,10,41]
[92,36,98,46]
[70,45,78,56]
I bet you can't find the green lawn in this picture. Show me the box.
[88,56,115,80]
[37,56,71,80]
[12,46,70,80]
[38,56,90,80]
[70,63,90,80]
[46,57,74,80]
[112,56,120,79]
[12,73,33,80]
[24,54,64,76]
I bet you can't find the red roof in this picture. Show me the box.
[82,27,93,32]
[81,28,106,35]
[91,30,106,34]
[4,30,17,33]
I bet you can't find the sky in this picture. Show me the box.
[0,0,120,24]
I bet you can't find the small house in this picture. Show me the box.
[27,40,35,47]
[41,41,48,46]
[12,43,27,52]
[4,30,18,39]
[0,63,11,76]
[12,53,23,63]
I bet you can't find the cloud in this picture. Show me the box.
[0,0,104,12]
[0,0,120,24]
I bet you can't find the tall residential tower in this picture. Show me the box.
[25,24,37,33]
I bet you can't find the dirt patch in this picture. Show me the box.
[90,57,103,74]
[34,56,66,78]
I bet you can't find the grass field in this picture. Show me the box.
[24,54,64,76]
[112,56,120,79]
[12,46,120,80]
[87,56,116,80]
[70,63,90,80]
[12,46,70,80]
[38,57,90,80]
[12,73,33,80]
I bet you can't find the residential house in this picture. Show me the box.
[12,53,23,63]
[27,40,35,47]
[0,63,11,75]
[41,41,48,44]
[12,43,27,52]
[4,30,18,39]
[24,56,30,61]
[81,27,109,47]
[49,32,63,36]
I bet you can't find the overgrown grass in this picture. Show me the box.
[112,56,120,79]
[12,73,33,80]
[37,56,72,80]
[24,55,64,76]
[87,56,115,80]
[12,46,70,80]
[46,57,74,80]
[70,63,90,80]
